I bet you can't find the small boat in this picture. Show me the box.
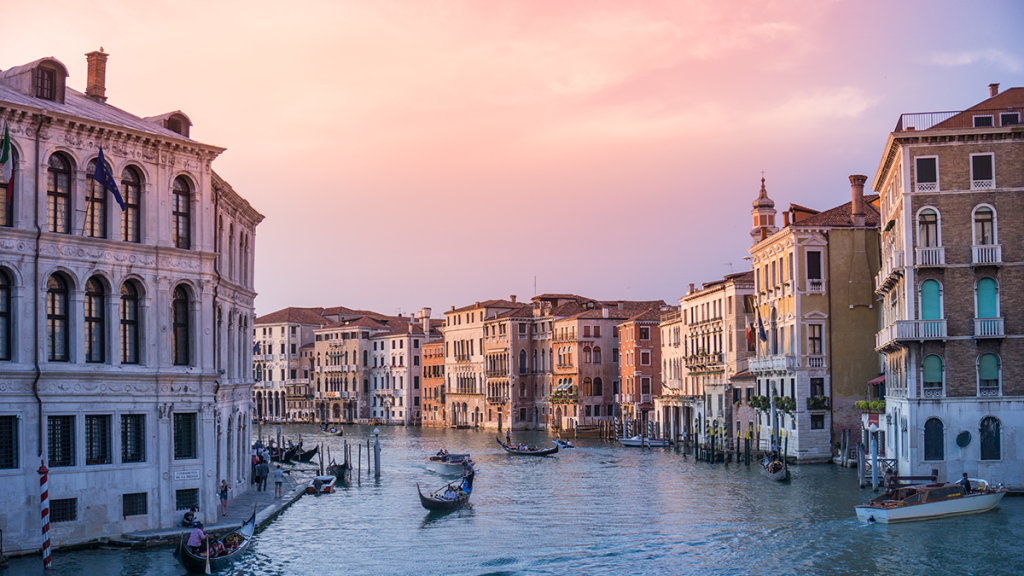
[555,439,575,448]
[426,453,474,475]
[618,435,670,448]
[327,460,349,483]
[307,475,337,494]
[295,445,319,463]
[855,479,1006,523]
[762,458,790,481]
[175,507,256,574]
[417,481,471,511]
[320,425,344,436]
[271,444,298,463]
[496,437,559,456]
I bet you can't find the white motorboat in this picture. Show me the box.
[855,478,1006,523]
[425,453,475,475]
[306,475,337,495]
[618,435,670,448]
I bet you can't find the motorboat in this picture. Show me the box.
[618,435,670,448]
[307,475,337,495]
[426,453,475,475]
[855,478,1006,523]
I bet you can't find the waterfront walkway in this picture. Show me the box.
[119,467,313,546]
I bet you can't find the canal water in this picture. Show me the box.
[9,424,1023,575]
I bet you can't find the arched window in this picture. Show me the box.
[84,277,105,363]
[172,177,191,249]
[85,159,108,239]
[1,147,17,227]
[0,269,10,360]
[978,353,1000,395]
[532,349,537,373]
[920,280,942,320]
[120,281,140,364]
[976,278,998,319]
[584,346,592,364]
[121,167,141,243]
[922,354,943,395]
[518,349,527,374]
[47,154,72,234]
[172,285,190,365]
[583,377,592,396]
[924,417,944,461]
[593,377,603,396]
[980,416,1000,460]
[593,347,602,364]
[973,206,995,246]
[918,208,938,247]
[46,274,69,361]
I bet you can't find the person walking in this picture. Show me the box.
[258,459,270,492]
[219,480,229,516]
[272,464,285,498]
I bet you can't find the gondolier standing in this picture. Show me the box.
[505,429,511,445]
[462,460,475,491]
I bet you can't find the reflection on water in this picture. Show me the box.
[10,424,1024,575]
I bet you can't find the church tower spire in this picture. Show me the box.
[750,176,778,245]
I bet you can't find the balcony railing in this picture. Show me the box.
[749,355,796,373]
[640,394,652,404]
[916,246,946,267]
[875,250,905,293]
[979,386,1000,397]
[894,107,1023,132]
[487,396,507,405]
[971,179,995,190]
[922,386,943,399]
[807,355,826,368]
[975,317,1005,338]
[685,353,724,369]
[807,279,826,293]
[972,245,1002,266]
[876,319,948,350]
[916,181,938,193]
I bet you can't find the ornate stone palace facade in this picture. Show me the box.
[0,51,262,553]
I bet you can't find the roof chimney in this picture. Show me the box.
[85,48,108,102]
[421,307,431,333]
[602,308,609,318]
[510,295,516,303]
[782,211,790,227]
[989,83,1000,98]
[850,174,867,227]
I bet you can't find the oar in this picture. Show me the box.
[205,536,211,574]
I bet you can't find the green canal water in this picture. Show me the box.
[9,424,1023,575]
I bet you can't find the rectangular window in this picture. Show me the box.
[414,376,420,389]
[640,351,651,365]
[915,157,938,191]
[973,115,994,127]
[971,154,994,189]
[806,251,822,280]
[48,415,75,467]
[122,492,148,518]
[290,369,297,379]
[35,68,56,100]
[121,414,146,463]
[414,356,420,366]
[641,377,651,395]
[175,488,199,511]
[85,415,111,465]
[808,324,823,355]
[612,348,619,363]
[639,327,650,340]
[811,378,825,397]
[173,413,197,460]
[811,414,825,430]
[1000,112,1021,126]
[0,415,17,469]
[51,498,77,522]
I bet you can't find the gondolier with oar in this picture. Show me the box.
[462,459,475,491]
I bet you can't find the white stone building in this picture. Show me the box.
[0,51,262,553]
[252,307,326,422]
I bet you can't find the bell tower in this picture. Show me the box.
[750,176,777,245]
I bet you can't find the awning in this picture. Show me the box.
[867,375,885,385]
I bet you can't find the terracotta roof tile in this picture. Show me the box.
[790,195,880,228]
[255,307,327,326]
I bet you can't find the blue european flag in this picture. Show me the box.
[757,309,768,342]
[94,147,125,211]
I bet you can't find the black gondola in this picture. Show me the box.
[320,425,344,436]
[271,444,298,463]
[496,437,559,456]
[327,460,349,483]
[296,444,319,463]
[175,507,257,574]
[417,481,471,511]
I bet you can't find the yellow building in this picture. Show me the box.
[748,177,880,462]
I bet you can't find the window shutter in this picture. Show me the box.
[979,354,999,381]
[976,278,997,318]
[920,280,941,320]
[922,355,943,384]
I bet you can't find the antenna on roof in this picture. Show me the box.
[534,275,537,297]
[724,262,734,274]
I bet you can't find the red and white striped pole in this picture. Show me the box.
[38,461,51,569]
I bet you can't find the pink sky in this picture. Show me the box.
[7,0,1023,316]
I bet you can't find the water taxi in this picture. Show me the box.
[855,478,1006,523]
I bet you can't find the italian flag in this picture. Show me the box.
[0,123,11,204]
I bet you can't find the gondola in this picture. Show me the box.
[320,425,344,436]
[496,437,559,456]
[295,444,319,463]
[175,506,257,574]
[762,456,790,481]
[271,444,298,463]
[417,481,471,511]
[327,460,349,483]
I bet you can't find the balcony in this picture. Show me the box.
[895,107,1024,132]
[749,355,796,374]
[807,355,826,368]
[875,250,905,293]
[487,396,507,405]
[807,279,826,293]
[975,317,1005,339]
[640,394,652,404]
[972,245,1002,266]
[971,179,995,190]
[979,386,1000,397]
[685,352,724,369]
[876,319,947,350]
[922,386,943,399]
[807,396,830,411]
[916,246,945,267]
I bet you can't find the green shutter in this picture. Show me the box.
[976,278,997,318]
[923,355,943,384]
[921,280,941,320]
[979,354,999,381]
